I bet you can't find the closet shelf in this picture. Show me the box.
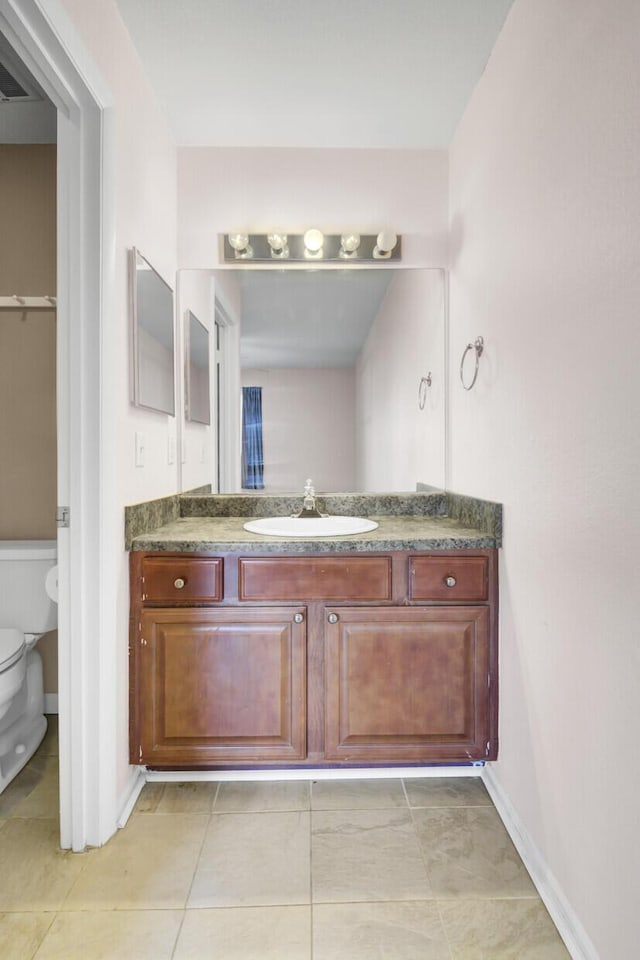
[0,295,57,310]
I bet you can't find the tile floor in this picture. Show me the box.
[0,717,571,959]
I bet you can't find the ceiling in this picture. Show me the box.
[115,0,514,149]
[237,269,394,368]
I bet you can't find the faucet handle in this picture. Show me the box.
[304,478,314,495]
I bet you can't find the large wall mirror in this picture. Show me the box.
[130,248,175,415]
[202,266,446,494]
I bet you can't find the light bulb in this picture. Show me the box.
[340,232,361,258]
[373,230,397,259]
[227,233,253,259]
[268,232,287,251]
[228,233,249,251]
[268,233,289,258]
[303,228,324,256]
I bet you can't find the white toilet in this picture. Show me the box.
[0,540,57,793]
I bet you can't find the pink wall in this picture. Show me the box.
[241,368,356,492]
[61,0,177,804]
[449,1,640,956]
[177,147,448,268]
[356,270,445,490]
[62,0,178,503]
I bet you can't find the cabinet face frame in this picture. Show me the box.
[129,548,498,768]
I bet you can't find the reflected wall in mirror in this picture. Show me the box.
[129,248,175,415]
[185,310,211,424]
[224,267,446,494]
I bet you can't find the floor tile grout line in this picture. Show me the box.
[434,898,458,960]
[168,908,187,960]
[407,803,496,811]
[47,815,97,915]
[209,781,221,813]
[182,798,219,914]
[25,907,58,960]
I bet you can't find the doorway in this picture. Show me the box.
[0,30,58,720]
[1,0,113,851]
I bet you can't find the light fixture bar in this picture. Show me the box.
[221,232,401,263]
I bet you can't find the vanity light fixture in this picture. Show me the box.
[373,230,398,259]
[228,233,253,259]
[221,231,401,263]
[303,228,324,258]
[267,232,289,258]
[339,232,361,258]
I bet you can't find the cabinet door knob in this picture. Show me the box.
[444,576,457,588]
[174,578,186,589]
[293,613,304,623]
[327,613,339,624]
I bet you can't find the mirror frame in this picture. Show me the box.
[129,247,176,416]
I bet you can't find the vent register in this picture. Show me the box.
[0,61,29,100]
[0,36,44,102]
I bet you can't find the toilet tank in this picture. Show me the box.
[0,540,58,634]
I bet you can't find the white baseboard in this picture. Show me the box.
[116,767,146,829]
[483,765,599,960]
[144,764,485,783]
[44,694,58,714]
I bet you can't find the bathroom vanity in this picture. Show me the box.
[127,492,501,770]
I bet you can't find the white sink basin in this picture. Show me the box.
[243,516,379,537]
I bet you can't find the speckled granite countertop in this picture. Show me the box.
[127,491,502,553]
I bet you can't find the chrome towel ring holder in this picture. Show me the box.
[418,373,432,409]
[460,336,484,391]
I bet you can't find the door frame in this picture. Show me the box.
[213,290,241,493]
[1,0,114,849]
[213,283,241,493]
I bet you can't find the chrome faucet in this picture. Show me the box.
[296,478,323,518]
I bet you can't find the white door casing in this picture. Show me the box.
[1,0,115,850]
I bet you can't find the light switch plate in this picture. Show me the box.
[135,431,146,467]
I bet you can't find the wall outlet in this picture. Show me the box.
[135,431,146,467]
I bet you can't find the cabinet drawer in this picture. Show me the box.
[239,556,391,601]
[409,556,488,601]
[141,557,223,602]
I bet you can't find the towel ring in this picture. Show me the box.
[460,336,484,391]
[418,373,432,410]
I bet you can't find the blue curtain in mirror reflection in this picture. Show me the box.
[241,386,265,489]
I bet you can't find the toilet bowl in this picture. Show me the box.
[0,541,57,793]
[0,630,27,720]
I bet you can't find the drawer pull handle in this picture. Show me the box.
[444,576,457,588]
[174,578,186,589]
[327,613,339,624]
[293,613,304,624]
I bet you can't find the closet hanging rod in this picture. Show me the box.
[0,295,57,310]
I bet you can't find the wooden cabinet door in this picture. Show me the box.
[133,607,307,764]
[324,606,491,762]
